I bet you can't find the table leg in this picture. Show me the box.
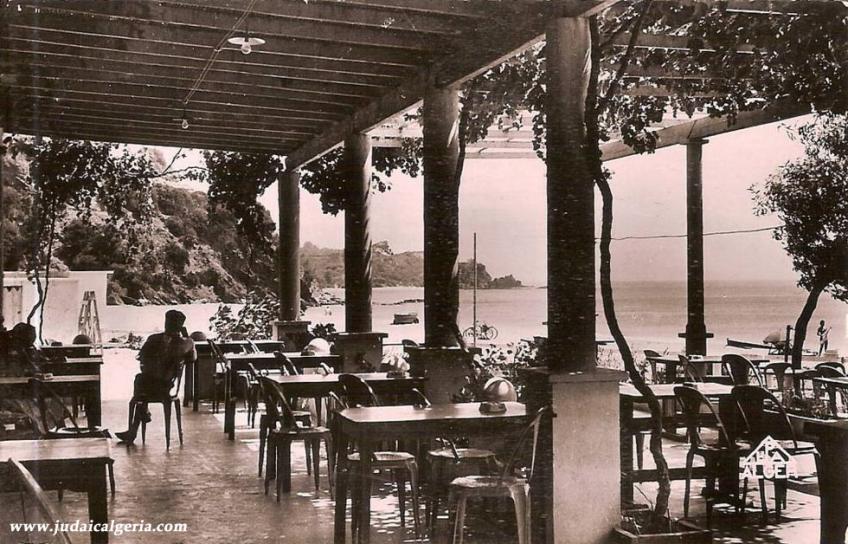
[224,368,235,439]
[620,397,634,505]
[88,464,110,543]
[87,384,102,428]
[193,359,200,412]
[357,440,373,544]
[334,433,350,544]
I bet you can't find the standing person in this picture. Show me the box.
[818,319,831,356]
[116,310,196,444]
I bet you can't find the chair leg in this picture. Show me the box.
[311,439,321,491]
[740,477,749,515]
[108,460,116,497]
[408,460,421,538]
[511,487,531,544]
[264,437,276,495]
[395,469,407,527]
[451,492,467,544]
[140,402,148,445]
[164,401,172,451]
[351,465,360,539]
[324,435,335,499]
[683,451,695,519]
[305,440,312,476]
[127,400,135,430]
[278,439,292,500]
[174,400,183,445]
[759,478,769,523]
[258,416,267,477]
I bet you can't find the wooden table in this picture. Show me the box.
[0,375,102,427]
[0,438,113,543]
[620,382,735,505]
[333,402,528,544]
[193,350,340,411]
[42,356,104,377]
[187,340,286,409]
[224,372,423,440]
[646,355,770,383]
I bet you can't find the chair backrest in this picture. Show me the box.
[673,385,733,447]
[678,355,704,382]
[500,405,551,481]
[721,354,763,386]
[339,374,380,407]
[257,376,297,429]
[7,458,74,544]
[816,363,846,377]
[761,361,793,392]
[278,353,301,376]
[208,339,228,373]
[731,385,798,448]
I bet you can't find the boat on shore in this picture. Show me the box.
[392,312,419,325]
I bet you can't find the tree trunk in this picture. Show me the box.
[791,280,827,368]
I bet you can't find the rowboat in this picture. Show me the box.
[392,313,419,325]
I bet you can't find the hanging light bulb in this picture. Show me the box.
[228,34,265,56]
[181,117,190,130]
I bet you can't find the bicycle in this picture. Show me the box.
[462,322,499,341]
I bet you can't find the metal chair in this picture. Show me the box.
[337,374,422,539]
[259,376,334,499]
[731,384,819,520]
[446,405,551,544]
[127,362,185,450]
[675,385,751,527]
[678,354,706,382]
[721,354,764,386]
[7,459,74,544]
[207,339,228,413]
[760,361,794,399]
[815,362,846,377]
[249,363,312,478]
[643,349,663,383]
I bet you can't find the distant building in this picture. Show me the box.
[3,270,112,344]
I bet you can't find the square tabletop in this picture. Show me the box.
[620,382,733,400]
[0,437,112,463]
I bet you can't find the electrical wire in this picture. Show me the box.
[181,0,259,108]
[603,225,780,241]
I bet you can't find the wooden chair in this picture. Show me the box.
[6,458,74,544]
[258,376,334,500]
[337,374,422,539]
[446,405,551,544]
[721,354,764,386]
[731,385,819,520]
[674,385,751,527]
[127,362,185,450]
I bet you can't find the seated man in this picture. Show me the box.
[116,310,196,444]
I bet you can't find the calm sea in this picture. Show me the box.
[101,280,846,356]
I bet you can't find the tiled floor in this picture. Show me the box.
[2,394,826,544]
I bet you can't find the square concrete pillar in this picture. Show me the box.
[405,346,480,405]
[272,320,311,350]
[550,368,625,544]
[331,332,388,373]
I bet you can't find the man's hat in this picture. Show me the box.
[164,310,187,333]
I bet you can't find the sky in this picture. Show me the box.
[166,116,809,287]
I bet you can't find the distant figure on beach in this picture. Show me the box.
[116,310,196,444]
[818,320,831,356]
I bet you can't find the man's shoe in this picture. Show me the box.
[115,430,136,444]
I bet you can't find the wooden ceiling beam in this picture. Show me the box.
[291,0,509,19]
[609,34,755,53]
[160,0,473,36]
[4,28,413,82]
[601,102,810,160]
[10,6,440,63]
[11,101,321,136]
[14,93,333,129]
[3,47,380,99]
[4,79,353,118]
[8,119,289,153]
[12,111,306,143]
[285,8,549,168]
[3,64,367,108]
